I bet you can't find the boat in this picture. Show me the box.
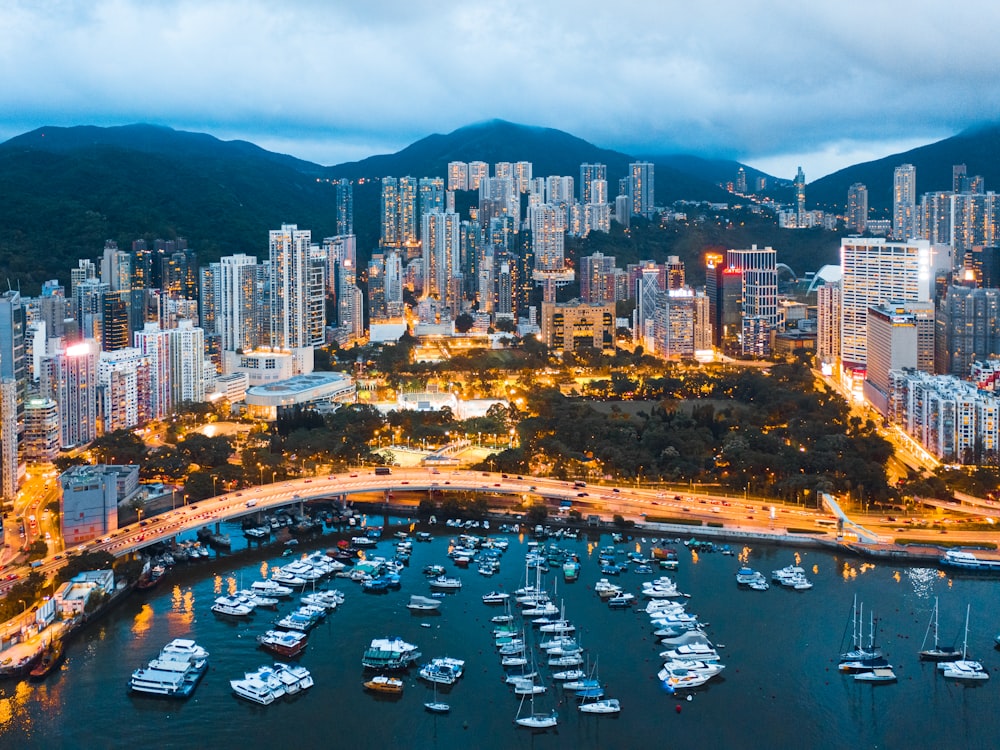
[407,595,443,612]
[660,643,722,664]
[257,629,308,658]
[419,657,465,684]
[364,675,404,693]
[579,697,621,714]
[482,591,510,604]
[919,597,962,661]
[362,637,422,670]
[251,580,293,598]
[429,575,462,591]
[854,667,897,683]
[939,549,1000,572]
[160,638,210,660]
[839,597,883,663]
[563,560,581,582]
[939,604,989,681]
[231,676,277,705]
[244,664,287,699]
[129,643,209,698]
[514,693,558,730]
[211,597,255,617]
[272,662,313,693]
[608,592,635,609]
[29,638,65,680]
[424,676,450,713]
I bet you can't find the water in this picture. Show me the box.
[1,523,999,749]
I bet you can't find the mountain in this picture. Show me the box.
[807,123,1000,212]
[0,124,339,290]
[328,119,735,205]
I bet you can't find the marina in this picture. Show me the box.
[1,521,1000,748]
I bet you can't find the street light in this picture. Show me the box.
[212,476,218,497]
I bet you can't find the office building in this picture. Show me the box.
[540,299,615,354]
[726,245,779,357]
[840,238,933,369]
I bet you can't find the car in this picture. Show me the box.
[139,520,149,527]
[350,473,358,478]
[5,573,18,580]
[245,500,257,508]
[612,488,620,493]
[577,492,588,497]
[53,554,63,560]
[235,492,243,497]
[304,479,312,483]
[101,537,111,543]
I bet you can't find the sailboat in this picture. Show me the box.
[839,596,883,662]
[939,604,989,681]
[424,678,450,714]
[840,609,890,672]
[919,597,961,662]
[514,692,558,729]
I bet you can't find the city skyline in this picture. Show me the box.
[0,1,997,180]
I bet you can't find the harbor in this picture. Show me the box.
[1,520,999,748]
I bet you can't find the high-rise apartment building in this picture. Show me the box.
[447,161,469,191]
[22,397,59,462]
[468,161,488,191]
[168,319,205,405]
[269,224,324,358]
[936,286,1000,376]
[41,340,99,449]
[422,211,461,315]
[216,253,258,353]
[893,164,917,241]
[629,162,655,219]
[793,167,806,222]
[580,164,607,205]
[133,322,172,420]
[98,347,150,431]
[529,204,573,284]
[847,183,868,234]
[816,282,842,366]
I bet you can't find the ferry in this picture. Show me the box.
[939,549,1000,572]
[361,637,421,670]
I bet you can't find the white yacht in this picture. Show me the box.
[579,697,621,714]
[231,676,276,705]
[251,580,293,598]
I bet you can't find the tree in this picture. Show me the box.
[454,312,475,333]
[90,429,147,465]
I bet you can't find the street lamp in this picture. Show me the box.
[212,476,218,497]
[258,464,264,485]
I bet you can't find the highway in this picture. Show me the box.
[2,466,997,596]
[0,468,846,592]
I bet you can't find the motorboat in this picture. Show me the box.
[608,592,635,609]
[211,598,254,617]
[244,664,287,699]
[429,575,462,591]
[552,668,586,681]
[231,676,276,705]
[661,643,722,663]
[257,630,308,658]
[658,659,725,682]
[160,638,209,660]
[482,591,510,604]
[419,657,465,685]
[407,595,443,612]
[854,667,897,683]
[273,662,313,692]
[251,580,293,598]
[364,675,404,693]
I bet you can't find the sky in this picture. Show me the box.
[1,1,997,181]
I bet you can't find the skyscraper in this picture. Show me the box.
[168,319,205,405]
[335,178,354,235]
[793,167,806,222]
[893,164,917,241]
[581,252,617,305]
[380,177,400,246]
[847,183,868,234]
[529,203,572,284]
[726,245,779,357]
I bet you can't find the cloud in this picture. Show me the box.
[1,1,997,178]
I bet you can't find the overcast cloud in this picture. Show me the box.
[1,0,996,179]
